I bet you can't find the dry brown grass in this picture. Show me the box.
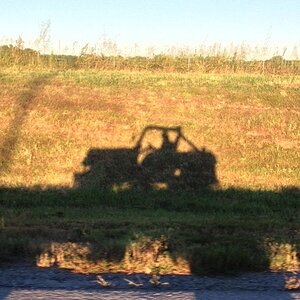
[0,70,299,190]
[37,238,190,275]
[0,70,299,278]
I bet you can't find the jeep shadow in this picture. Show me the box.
[74,126,218,192]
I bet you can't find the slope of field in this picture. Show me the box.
[0,70,299,275]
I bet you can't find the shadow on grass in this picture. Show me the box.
[0,126,299,277]
[74,126,218,191]
[0,73,55,173]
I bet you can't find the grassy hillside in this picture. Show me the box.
[0,69,299,275]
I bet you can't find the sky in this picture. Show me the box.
[0,0,300,57]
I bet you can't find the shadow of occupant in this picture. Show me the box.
[136,126,218,190]
[74,126,218,192]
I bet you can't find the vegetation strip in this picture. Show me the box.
[0,69,299,275]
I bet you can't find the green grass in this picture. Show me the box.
[0,69,299,275]
[0,187,299,274]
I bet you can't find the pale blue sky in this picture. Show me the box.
[0,0,299,56]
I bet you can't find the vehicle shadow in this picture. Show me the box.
[0,125,299,288]
[74,126,219,191]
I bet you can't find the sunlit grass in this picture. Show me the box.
[0,69,299,275]
[0,70,299,189]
